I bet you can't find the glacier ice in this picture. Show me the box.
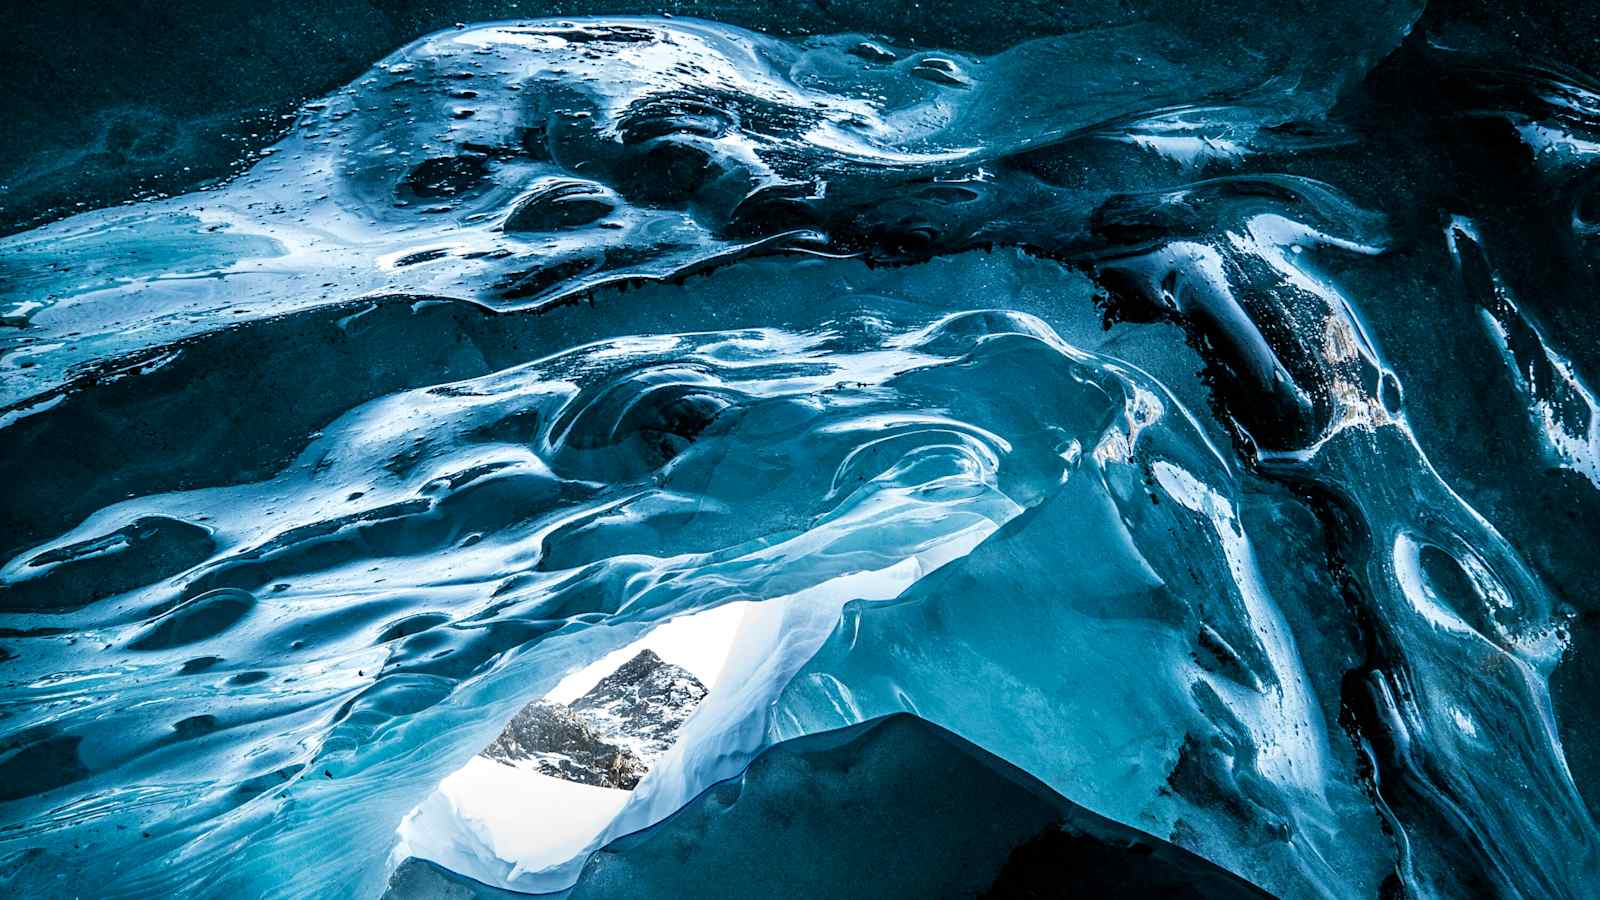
[565,715,1272,899]
[2,5,1600,899]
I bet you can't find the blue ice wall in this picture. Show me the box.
[3,9,1600,899]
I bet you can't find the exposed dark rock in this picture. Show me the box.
[481,699,645,789]
[570,649,709,764]
[481,649,708,789]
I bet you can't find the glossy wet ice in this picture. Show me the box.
[2,13,1599,899]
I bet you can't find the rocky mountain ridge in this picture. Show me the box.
[481,649,708,789]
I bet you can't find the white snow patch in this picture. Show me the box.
[393,756,629,883]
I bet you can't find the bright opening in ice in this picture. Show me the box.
[393,602,748,886]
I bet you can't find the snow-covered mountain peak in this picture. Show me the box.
[482,649,709,789]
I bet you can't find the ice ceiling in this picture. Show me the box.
[2,8,1600,898]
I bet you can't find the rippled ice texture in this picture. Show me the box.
[3,9,1600,899]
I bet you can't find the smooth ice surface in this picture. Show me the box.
[3,6,1600,899]
[564,715,1272,899]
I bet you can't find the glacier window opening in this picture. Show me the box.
[390,520,999,896]
[393,602,748,888]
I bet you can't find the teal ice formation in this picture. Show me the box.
[2,8,1599,899]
